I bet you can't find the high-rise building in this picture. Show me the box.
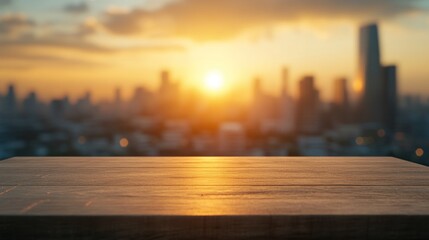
[50,96,70,118]
[157,70,180,117]
[23,91,38,116]
[159,70,179,96]
[4,84,17,115]
[250,77,262,129]
[279,68,294,134]
[253,77,262,100]
[281,67,289,98]
[250,77,269,132]
[333,78,349,108]
[382,65,397,133]
[114,88,122,105]
[356,23,383,124]
[75,92,93,115]
[0,93,3,111]
[131,86,153,115]
[332,78,349,123]
[296,76,320,134]
[356,23,398,131]
[218,122,246,155]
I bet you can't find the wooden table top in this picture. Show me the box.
[1,156,429,216]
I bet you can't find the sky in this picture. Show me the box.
[1,0,429,102]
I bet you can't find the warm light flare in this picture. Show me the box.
[353,79,363,93]
[120,138,129,148]
[416,148,424,158]
[204,71,225,93]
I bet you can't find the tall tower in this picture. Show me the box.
[357,23,383,124]
[296,76,320,134]
[253,77,262,100]
[382,65,397,133]
[333,78,349,108]
[4,84,17,115]
[281,67,289,98]
[250,77,264,129]
[160,70,171,94]
[279,68,294,134]
[115,88,122,105]
[23,91,38,116]
[332,78,349,124]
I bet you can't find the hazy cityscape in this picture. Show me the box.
[0,23,427,165]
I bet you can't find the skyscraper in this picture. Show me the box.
[23,91,38,117]
[249,77,279,133]
[4,84,17,116]
[115,88,122,105]
[218,122,246,155]
[158,70,180,117]
[332,78,349,123]
[356,23,383,124]
[253,77,262,100]
[382,65,397,133]
[50,96,70,118]
[250,77,264,129]
[333,78,349,108]
[281,67,289,98]
[296,76,320,134]
[279,68,294,134]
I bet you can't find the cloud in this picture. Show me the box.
[0,12,185,54]
[64,2,89,14]
[76,17,100,36]
[0,63,32,70]
[0,37,107,68]
[0,48,102,67]
[0,37,186,69]
[0,35,113,53]
[100,0,424,41]
[0,34,186,54]
[0,13,35,36]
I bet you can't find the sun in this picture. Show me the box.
[204,71,224,93]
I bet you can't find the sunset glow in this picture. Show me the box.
[0,1,428,171]
[204,71,225,93]
[1,0,429,101]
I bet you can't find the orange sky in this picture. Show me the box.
[1,0,429,102]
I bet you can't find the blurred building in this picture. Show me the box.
[160,120,189,152]
[279,68,294,134]
[356,23,383,124]
[75,92,93,115]
[130,86,153,115]
[23,92,39,117]
[114,87,123,111]
[250,77,264,129]
[250,76,282,133]
[382,65,398,133]
[218,122,246,155]
[332,78,349,124]
[296,76,321,134]
[298,136,328,156]
[2,84,17,116]
[158,70,180,118]
[50,97,70,120]
[115,88,122,105]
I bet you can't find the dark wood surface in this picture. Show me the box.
[1,157,429,239]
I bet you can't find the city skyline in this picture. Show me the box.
[0,22,401,132]
[1,22,427,164]
[0,22,408,108]
[1,1,429,101]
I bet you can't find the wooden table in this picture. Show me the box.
[0,157,429,239]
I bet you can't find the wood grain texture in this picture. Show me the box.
[0,156,429,239]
